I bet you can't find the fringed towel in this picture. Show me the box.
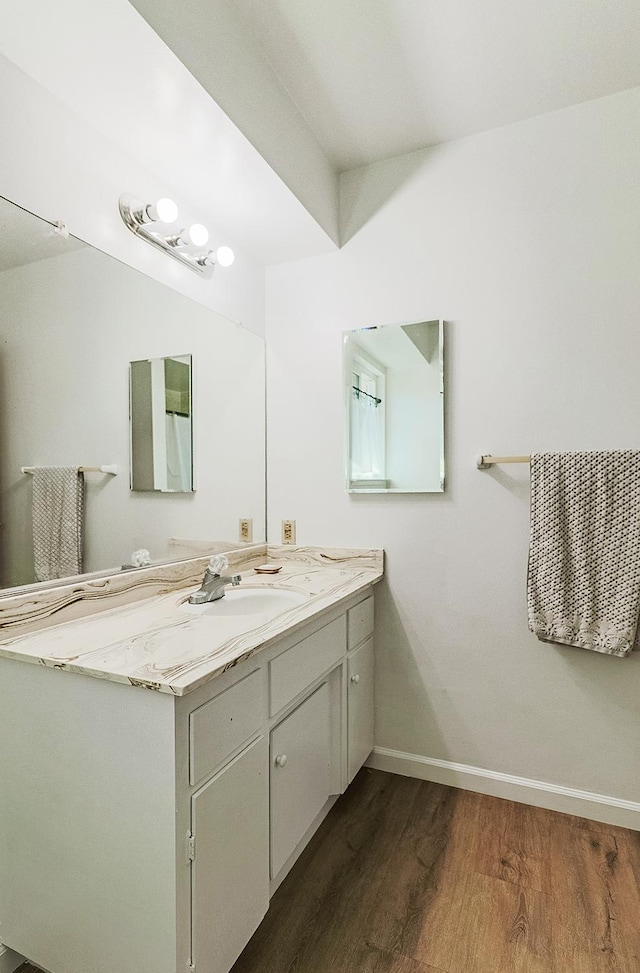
[527,451,640,657]
[31,466,84,582]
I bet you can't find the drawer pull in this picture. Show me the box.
[350,674,360,684]
[274,754,288,767]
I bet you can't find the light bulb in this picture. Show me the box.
[148,197,178,224]
[188,223,209,247]
[215,245,235,267]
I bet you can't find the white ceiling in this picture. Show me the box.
[230,0,640,171]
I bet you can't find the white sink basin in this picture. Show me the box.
[179,587,308,620]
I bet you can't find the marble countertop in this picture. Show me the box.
[0,547,383,695]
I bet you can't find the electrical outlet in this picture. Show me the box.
[239,518,253,543]
[282,519,296,545]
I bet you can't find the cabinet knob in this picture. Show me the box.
[274,754,288,767]
[350,674,360,684]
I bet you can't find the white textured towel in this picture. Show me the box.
[527,451,640,657]
[31,466,84,582]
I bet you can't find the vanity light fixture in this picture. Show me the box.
[118,194,235,278]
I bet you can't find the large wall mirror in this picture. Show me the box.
[0,194,266,592]
[344,320,445,493]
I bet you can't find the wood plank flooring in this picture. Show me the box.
[15,769,640,972]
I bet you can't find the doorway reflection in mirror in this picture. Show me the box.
[130,354,193,493]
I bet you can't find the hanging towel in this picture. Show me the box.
[527,451,640,657]
[31,466,84,582]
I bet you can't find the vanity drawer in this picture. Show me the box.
[347,596,374,651]
[189,669,264,785]
[269,616,346,717]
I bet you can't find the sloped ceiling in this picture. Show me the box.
[128,0,640,250]
[0,0,340,264]
[229,0,640,171]
[127,0,340,249]
[3,0,640,262]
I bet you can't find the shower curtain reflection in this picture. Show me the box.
[350,389,384,481]
[165,412,191,492]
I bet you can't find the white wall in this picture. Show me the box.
[266,87,640,806]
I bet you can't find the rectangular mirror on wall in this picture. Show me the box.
[343,319,445,493]
[0,193,266,593]
[130,354,193,492]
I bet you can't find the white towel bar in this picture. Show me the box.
[21,465,119,475]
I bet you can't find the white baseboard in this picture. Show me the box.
[366,747,640,831]
[0,944,24,973]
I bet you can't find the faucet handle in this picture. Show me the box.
[208,554,229,575]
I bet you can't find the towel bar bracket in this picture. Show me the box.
[477,454,531,469]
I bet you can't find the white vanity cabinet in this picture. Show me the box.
[187,670,269,973]
[346,594,375,784]
[347,637,375,784]
[0,591,375,973]
[270,681,332,878]
[190,734,269,973]
[266,614,346,883]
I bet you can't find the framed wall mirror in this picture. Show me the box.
[0,194,266,593]
[130,354,194,492]
[343,319,445,493]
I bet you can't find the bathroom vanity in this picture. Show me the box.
[0,546,382,973]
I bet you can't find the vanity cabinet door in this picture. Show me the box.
[191,735,269,973]
[347,636,374,783]
[270,682,331,879]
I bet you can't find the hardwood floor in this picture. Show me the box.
[232,770,640,973]
[15,769,640,972]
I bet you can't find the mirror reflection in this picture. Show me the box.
[0,195,266,592]
[130,354,193,492]
[344,320,445,493]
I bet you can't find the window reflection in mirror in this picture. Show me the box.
[344,320,445,493]
[130,355,193,492]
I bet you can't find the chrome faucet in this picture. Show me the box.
[189,555,241,605]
